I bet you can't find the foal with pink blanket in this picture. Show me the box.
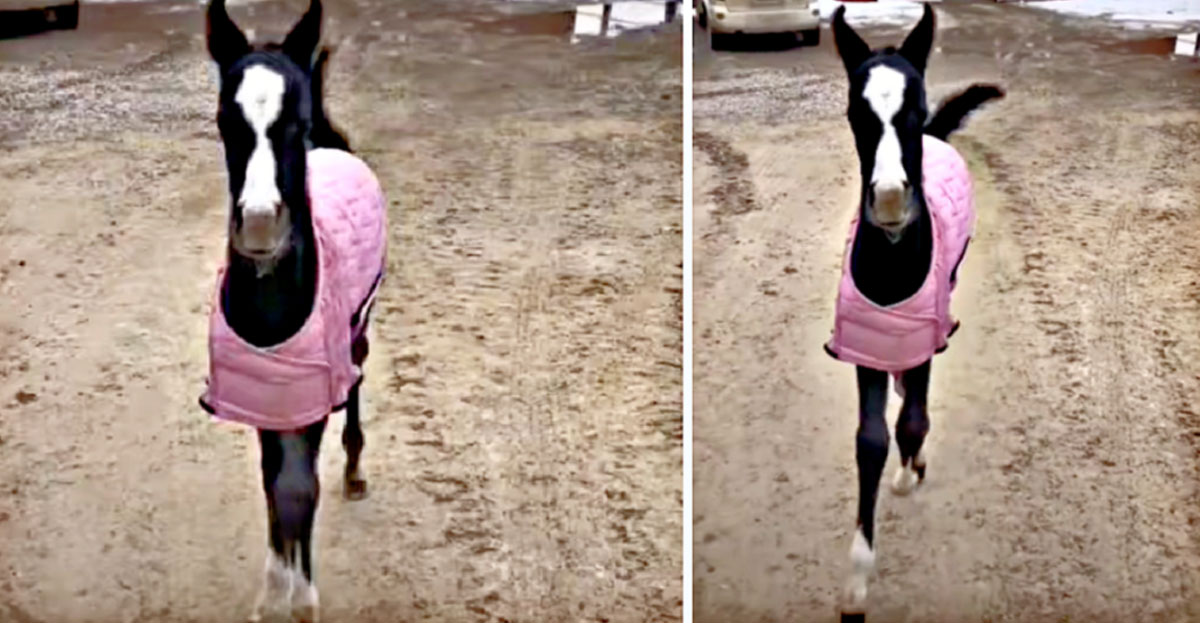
[827,5,1004,618]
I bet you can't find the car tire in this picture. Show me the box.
[801,27,820,46]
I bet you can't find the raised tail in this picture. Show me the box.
[924,84,1005,140]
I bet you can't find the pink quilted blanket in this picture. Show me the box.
[825,135,975,373]
[201,148,387,430]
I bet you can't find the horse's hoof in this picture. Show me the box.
[292,585,319,623]
[293,605,319,623]
[344,477,368,500]
[841,578,868,619]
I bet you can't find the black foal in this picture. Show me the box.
[204,0,380,621]
[827,4,1003,618]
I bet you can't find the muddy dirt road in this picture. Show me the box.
[693,4,1200,622]
[0,2,681,622]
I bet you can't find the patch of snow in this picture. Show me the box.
[609,1,670,34]
[1025,0,1200,30]
[81,0,267,4]
[818,0,932,27]
[573,2,672,41]
[574,4,605,37]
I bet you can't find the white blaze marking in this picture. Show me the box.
[862,65,908,191]
[235,65,286,219]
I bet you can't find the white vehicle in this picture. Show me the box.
[696,0,821,44]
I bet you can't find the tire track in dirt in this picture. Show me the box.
[345,118,682,622]
[0,137,246,623]
[693,119,862,622]
[972,109,1200,620]
[694,130,760,224]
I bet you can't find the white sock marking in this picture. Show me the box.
[250,552,294,622]
[291,565,320,623]
[892,462,919,495]
[845,527,875,612]
[850,527,875,573]
[892,449,925,495]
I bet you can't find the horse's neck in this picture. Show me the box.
[222,220,318,348]
[849,207,933,306]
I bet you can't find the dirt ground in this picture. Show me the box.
[693,3,1200,622]
[0,2,681,622]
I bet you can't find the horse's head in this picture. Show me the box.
[832,4,934,243]
[207,0,322,266]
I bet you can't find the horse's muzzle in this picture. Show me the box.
[867,181,914,231]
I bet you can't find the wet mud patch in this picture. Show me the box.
[694,131,758,219]
[1102,35,1177,56]
[465,10,575,38]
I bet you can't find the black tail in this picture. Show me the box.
[310,46,352,152]
[924,84,1004,140]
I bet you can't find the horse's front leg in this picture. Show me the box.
[251,429,293,623]
[843,365,889,619]
[892,359,931,495]
[251,421,326,623]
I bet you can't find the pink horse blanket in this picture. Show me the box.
[200,148,387,430]
[825,135,974,373]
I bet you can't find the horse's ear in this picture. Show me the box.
[207,0,249,72]
[282,0,322,70]
[899,3,935,75]
[832,6,870,76]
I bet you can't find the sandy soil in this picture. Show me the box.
[693,4,1200,622]
[0,2,681,622]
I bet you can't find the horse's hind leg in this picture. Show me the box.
[343,330,369,500]
[290,420,326,623]
[892,359,931,496]
[342,383,367,500]
[843,365,890,618]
